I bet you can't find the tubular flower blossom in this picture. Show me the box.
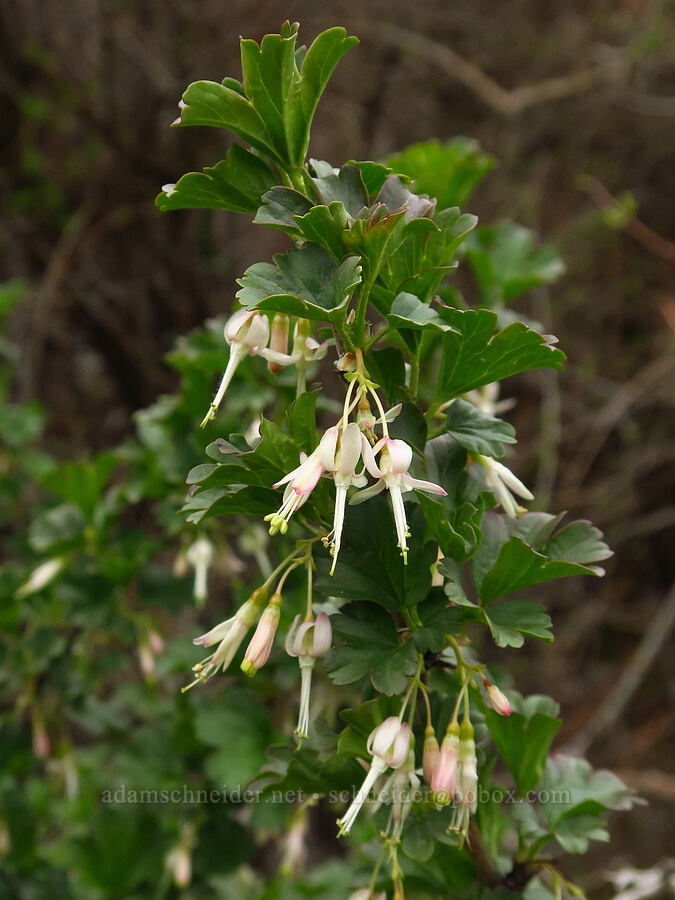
[352,436,447,562]
[484,680,512,716]
[200,309,270,427]
[241,592,282,676]
[265,427,339,535]
[183,586,268,691]
[431,722,460,805]
[474,453,533,518]
[451,720,478,839]
[286,612,332,738]
[337,716,410,836]
[324,423,367,574]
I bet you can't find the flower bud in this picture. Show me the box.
[367,717,410,769]
[422,725,440,786]
[457,720,478,812]
[241,593,281,676]
[485,680,511,716]
[432,721,460,805]
[16,557,65,599]
[268,313,290,374]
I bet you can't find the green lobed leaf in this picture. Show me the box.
[472,512,613,604]
[310,161,368,217]
[253,186,313,233]
[444,398,516,458]
[325,602,418,695]
[157,144,277,214]
[236,243,362,321]
[286,390,318,454]
[437,307,565,398]
[386,292,459,333]
[178,27,357,170]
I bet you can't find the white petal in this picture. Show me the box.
[349,479,385,505]
[360,434,383,479]
[337,423,362,475]
[224,308,256,343]
[491,460,534,501]
[317,427,339,471]
[258,347,300,366]
[403,475,447,496]
[385,438,413,474]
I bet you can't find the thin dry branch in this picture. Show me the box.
[351,21,621,115]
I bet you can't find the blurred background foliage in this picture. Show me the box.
[0,1,673,897]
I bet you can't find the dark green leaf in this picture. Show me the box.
[437,308,565,398]
[473,512,613,604]
[157,144,277,214]
[364,346,407,405]
[444,398,516,458]
[293,202,350,258]
[236,244,362,321]
[253,186,312,233]
[315,498,436,610]
[326,602,418,694]
[287,390,318,454]
[310,161,368,217]
[485,708,561,794]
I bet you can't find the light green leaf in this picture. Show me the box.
[293,202,350,259]
[387,137,495,209]
[464,221,565,306]
[387,292,458,332]
[156,144,277,214]
[483,599,553,648]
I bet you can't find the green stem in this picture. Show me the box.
[352,277,374,348]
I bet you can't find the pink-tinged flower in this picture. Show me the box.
[484,680,512,716]
[431,722,460,805]
[286,612,332,738]
[474,453,533,518]
[265,427,339,536]
[337,716,411,836]
[241,593,282,676]
[325,423,367,574]
[352,436,447,563]
[183,586,268,691]
[200,309,270,427]
[451,720,478,840]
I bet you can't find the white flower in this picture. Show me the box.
[200,309,270,427]
[337,716,410,836]
[265,427,339,535]
[474,454,533,518]
[324,423,367,574]
[183,588,267,691]
[286,612,332,738]
[185,537,214,605]
[352,436,447,562]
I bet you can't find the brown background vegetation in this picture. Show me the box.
[1,0,674,889]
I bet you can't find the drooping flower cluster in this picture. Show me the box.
[337,715,411,836]
[200,310,327,428]
[286,612,332,737]
[265,377,447,572]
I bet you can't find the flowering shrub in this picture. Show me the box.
[1,22,637,899]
